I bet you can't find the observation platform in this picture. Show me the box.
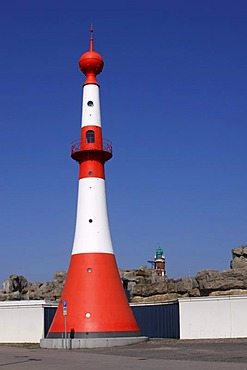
[71,138,112,162]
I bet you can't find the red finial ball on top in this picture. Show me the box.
[79,26,104,85]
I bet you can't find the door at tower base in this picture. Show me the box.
[46,253,142,339]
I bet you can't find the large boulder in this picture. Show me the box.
[53,271,67,284]
[2,275,28,294]
[132,281,168,297]
[231,246,247,269]
[196,269,247,295]
[175,277,198,294]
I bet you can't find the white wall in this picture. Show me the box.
[179,295,247,339]
[1,296,247,342]
[0,301,57,343]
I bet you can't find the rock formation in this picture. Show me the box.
[0,272,66,301]
[1,246,247,303]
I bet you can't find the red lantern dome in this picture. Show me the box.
[79,26,104,85]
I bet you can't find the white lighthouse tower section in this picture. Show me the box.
[72,177,114,255]
[81,84,101,128]
[73,80,113,255]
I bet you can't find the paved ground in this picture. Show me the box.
[0,339,247,370]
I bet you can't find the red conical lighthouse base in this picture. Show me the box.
[40,253,147,348]
[48,253,140,338]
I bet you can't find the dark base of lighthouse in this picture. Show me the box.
[40,333,148,349]
[46,330,143,339]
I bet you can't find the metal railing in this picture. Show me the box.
[71,138,112,155]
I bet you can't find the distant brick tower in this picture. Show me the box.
[40,27,147,349]
[154,245,166,276]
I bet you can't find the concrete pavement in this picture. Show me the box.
[0,339,247,369]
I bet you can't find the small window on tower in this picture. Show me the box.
[86,130,95,144]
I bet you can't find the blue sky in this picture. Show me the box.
[0,1,247,284]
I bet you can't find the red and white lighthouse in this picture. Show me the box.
[41,29,146,349]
